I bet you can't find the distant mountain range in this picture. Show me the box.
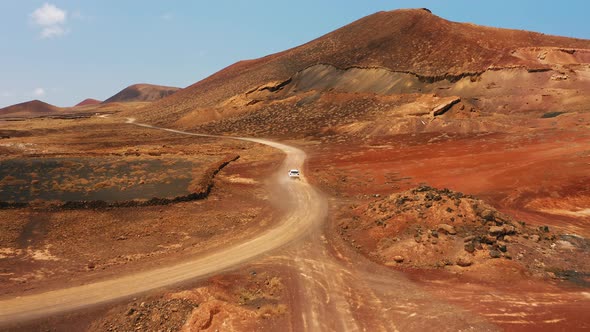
[0,83,181,117]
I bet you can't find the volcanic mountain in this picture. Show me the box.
[131,8,590,131]
[104,84,181,103]
[75,98,101,107]
[0,100,61,118]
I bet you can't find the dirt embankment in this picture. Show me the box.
[3,267,291,332]
[89,269,289,332]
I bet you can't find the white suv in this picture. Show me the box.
[288,169,300,178]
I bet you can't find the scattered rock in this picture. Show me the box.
[456,256,473,267]
[530,235,540,242]
[480,209,495,221]
[483,235,497,244]
[464,242,475,253]
[551,74,569,81]
[489,225,515,236]
[463,235,475,242]
[437,224,457,235]
[489,250,502,259]
[393,256,404,263]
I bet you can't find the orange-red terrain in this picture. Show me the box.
[75,99,101,107]
[0,100,61,118]
[0,8,589,332]
[104,84,181,103]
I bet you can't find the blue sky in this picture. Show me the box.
[1,1,589,108]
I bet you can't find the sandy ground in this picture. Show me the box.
[0,112,589,331]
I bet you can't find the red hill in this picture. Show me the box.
[0,100,61,118]
[132,8,590,125]
[75,98,101,107]
[104,84,181,103]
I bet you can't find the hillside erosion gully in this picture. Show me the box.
[0,118,327,325]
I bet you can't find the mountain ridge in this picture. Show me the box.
[132,8,590,125]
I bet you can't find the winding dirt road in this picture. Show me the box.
[3,119,584,331]
[0,119,327,325]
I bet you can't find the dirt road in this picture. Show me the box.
[0,119,327,324]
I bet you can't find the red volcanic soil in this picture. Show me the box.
[132,8,590,125]
[75,98,101,107]
[305,118,590,330]
[104,84,180,103]
[0,100,61,118]
[2,8,589,332]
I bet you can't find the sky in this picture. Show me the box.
[1,1,589,108]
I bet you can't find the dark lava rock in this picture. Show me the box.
[480,209,496,221]
[464,242,476,253]
[489,250,502,258]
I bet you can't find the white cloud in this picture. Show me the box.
[30,3,68,38]
[33,88,46,97]
[31,3,66,25]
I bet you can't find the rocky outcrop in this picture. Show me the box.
[338,185,588,279]
[430,97,460,117]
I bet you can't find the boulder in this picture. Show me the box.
[393,256,404,263]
